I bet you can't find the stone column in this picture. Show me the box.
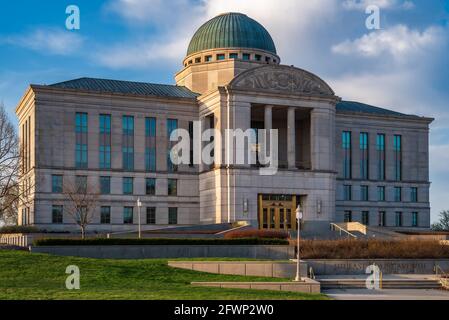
[264,105,273,154]
[287,107,296,169]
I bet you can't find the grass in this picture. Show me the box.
[0,250,327,300]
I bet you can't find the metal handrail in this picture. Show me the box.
[435,265,449,289]
[330,223,357,238]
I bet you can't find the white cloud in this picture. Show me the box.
[332,25,444,62]
[1,28,84,56]
[342,0,414,10]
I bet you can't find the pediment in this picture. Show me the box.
[230,65,335,96]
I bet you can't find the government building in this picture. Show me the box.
[16,13,433,233]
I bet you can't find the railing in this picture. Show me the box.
[0,234,32,247]
[435,265,449,289]
[330,223,357,238]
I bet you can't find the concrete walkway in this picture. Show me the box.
[324,288,449,300]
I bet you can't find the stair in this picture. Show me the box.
[318,275,443,290]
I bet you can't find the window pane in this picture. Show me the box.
[124,207,133,224]
[169,208,177,225]
[101,206,111,224]
[100,177,111,195]
[123,177,133,195]
[52,175,63,193]
[146,178,156,195]
[168,179,177,196]
[52,205,63,224]
[146,207,156,224]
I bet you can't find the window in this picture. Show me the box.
[394,187,402,202]
[100,176,111,195]
[75,176,87,193]
[216,54,225,60]
[52,205,63,224]
[168,208,178,225]
[123,177,133,195]
[377,186,385,201]
[75,113,88,168]
[146,178,156,195]
[145,117,156,172]
[122,116,134,171]
[101,206,111,224]
[52,175,63,193]
[255,54,262,61]
[344,211,352,223]
[188,60,193,65]
[412,212,419,227]
[242,53,250,60]
[360,185,369,201]
[168,179,177,196]
[342,131,352,179]
[343,185,352,201]
[379,211,386,227]
[99,114,111,169]
[411,187,418,202]
[395,212,403,227]
[229,53,238,59]
[195,57,201,63]
[265,56,271,63]
[147,207,156,224]
[167,119,178,172]
[394,135,402,181]
[205,55,212,62]
[376,134,386,180]
[362,211,369,225]
[123,207,133,224]
[360,133,369,179]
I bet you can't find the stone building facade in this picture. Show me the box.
[16,13,433,233]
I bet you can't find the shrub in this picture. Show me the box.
[298,239,449,259]
[224,229,289,240]
[0,225,41,234]
[34,238,289,246]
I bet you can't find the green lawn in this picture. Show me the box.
[0,250,327,300]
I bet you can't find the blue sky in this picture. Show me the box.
[0,0,448,222]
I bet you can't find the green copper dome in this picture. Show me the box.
[187,13,277,56]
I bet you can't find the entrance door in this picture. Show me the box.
[258,194,297,231]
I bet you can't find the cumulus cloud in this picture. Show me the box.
[342,0,415,10]
[0,28,84,56]
[332,24,444,61]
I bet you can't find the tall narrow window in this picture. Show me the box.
[167,119,178,172]
[343,185,352,201]
[123,207,133,224]
[378,186,385,201]
[168,179,178,196]
[395,211,403,227]
[101,206,111,224]
[100,176,111,195]
[52,175,63,193]
[360,185,369,201]
[360,132,369,179]
[411,187,418,202]
[146,178,156,195]
[122,116,134,171]
[145,117,156,172]
[344,211,352,223]
[99,114,111,169]
[147,207,156,224]
[376,134,385,181]
[362,211,369,225]
[123,177,134,195]
[75,113,88,168]
[394,187,402,202]
[412,212,418,227]
[394,135,402,181]
[75,176,87,194]
[342,131,352,179]
[52,205,63,224]
[168,208,178,225]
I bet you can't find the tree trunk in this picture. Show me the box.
[81,226,85,240]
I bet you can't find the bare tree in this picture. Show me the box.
[431,210,449,231]
[63,178,100,239]
[0,102,20,225]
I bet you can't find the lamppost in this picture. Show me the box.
[137,197,142,239]
[295,204,303,282]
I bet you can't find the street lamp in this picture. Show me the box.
[294,204,303,282]
[137,197,142,239]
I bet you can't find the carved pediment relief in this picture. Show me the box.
[230,65,335,96]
